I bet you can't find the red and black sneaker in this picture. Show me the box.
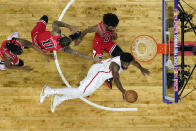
[105,78,113,89]
[40,15,48,24]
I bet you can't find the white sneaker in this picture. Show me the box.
[7,32,20,40]
[40,86,51,103]
[0,64,6,71]
[51,95,63,113]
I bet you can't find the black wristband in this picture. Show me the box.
[69,31,81,40]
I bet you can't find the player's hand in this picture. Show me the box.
[122,90,126,101]
[141,68,150,76]
[74,37,82,46]
[23,66,33,71]
[45,54,54,62]
[93,56,102,63]
[70,26,80,34]
[112,32,118,40]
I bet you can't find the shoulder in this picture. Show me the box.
[88,25,98,32]
[109,62,120,72]
[50,30,61,36]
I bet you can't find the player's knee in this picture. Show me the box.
[40,15,48,24]
[111,45,123,57]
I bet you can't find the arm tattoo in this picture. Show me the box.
[64,47,93,60]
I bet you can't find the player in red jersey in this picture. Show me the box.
[75,13,124,89]
[75,13,123,61]
[31,15,93,60]
[0,32,53,71]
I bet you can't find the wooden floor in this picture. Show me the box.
[0,0,196,130]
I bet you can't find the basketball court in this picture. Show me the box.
[0,0,196,130]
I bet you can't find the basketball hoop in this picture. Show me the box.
[130,34,174,70]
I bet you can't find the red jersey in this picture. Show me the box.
[0,40,23,65]
[37,31,63,52]
[94,22,115,44]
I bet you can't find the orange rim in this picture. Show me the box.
[130,34,159,63]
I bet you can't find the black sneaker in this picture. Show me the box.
[40,15,48,24]
[23,46,29,49]
[0,60,4,64]
[105,78,113,89]
[0,60,6,70]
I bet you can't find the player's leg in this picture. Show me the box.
[51,91,82,113]
[50,87,85,112]
[78,63,108,96]
[51,64,105,111]
[31,15,48,46]
[40,85,82,103]
[110,45,123,57]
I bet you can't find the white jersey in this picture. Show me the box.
[78,56,124,96]
[101,56,123,74]
[45,56,126,106]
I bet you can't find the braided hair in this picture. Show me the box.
[5,38,23,55]
[58,35,72,47]
[59,31,81,47]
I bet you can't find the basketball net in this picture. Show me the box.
[131,34,174,70]
[131,35,158,62]
[165,31,174,70]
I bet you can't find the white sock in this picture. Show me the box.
[7,32,20,40]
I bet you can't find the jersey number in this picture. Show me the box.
[103,33,110,42]
[41,40,53,49]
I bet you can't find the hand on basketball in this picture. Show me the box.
[122,91,126,101]
[140,68,150,76]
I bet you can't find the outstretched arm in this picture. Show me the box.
[132,60,150,76]
[80,25,98,39]
[110,62,126,99]
[16,38,53,62]
[74,25,98,46]
[3,54,33,71]
[64,46,93,60]
[51,21,79,35]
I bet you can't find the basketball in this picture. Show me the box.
[125,90,138,103]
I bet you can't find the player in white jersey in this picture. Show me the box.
[40,52,150,112]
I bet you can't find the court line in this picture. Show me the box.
[53,0,138,111]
